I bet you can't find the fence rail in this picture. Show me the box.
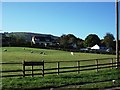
[1,58,117,78]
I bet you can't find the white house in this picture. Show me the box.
[32,35,57,46]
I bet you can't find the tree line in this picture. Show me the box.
[2,32,31,47]
[2,32,116,50]
[58,33,115,50]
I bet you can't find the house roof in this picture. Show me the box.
[91,44,100,49]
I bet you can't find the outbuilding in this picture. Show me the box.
[91,44,100,50]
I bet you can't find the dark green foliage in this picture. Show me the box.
[103,33,115,49]
[2,32,116,51]
[2,32,30,47]
[84,34,100,47]
[59,34,83,49]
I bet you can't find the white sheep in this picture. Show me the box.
[71,52,74,55]
[112,80,115,84]
[31,51,33,53]
[3,49,7,52]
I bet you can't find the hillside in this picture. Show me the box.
[1,32,59,42]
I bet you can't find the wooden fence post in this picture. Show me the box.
[96,59,98,72]
[23,61,25,77]
[77,61,80,74]
[57,62,60,75]
[32,65,33,77]
[42,60,44,77]
[111,58,113,69]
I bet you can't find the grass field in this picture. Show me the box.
[1,47,116,76]
[1,47,120,89]
[2,69,120,89]
[2,47,115,62]
[2,47,116,70]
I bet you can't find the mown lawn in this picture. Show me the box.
[2,69,120,89]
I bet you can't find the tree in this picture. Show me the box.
[76,38,84,48]
[67,34,77,45]
[84,34,100,47]
[59,34,78,49]
[58,34,68,48]
[103,33,115,49]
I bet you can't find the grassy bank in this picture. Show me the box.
[2,69,120,89]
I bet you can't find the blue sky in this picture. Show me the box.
[2,2,119,40]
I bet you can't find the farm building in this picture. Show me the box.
[91,44,100,50]
[32,35,58,47]
[91,44,112,53]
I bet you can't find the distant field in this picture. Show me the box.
[2,47,115,62]
[1,47,115,71]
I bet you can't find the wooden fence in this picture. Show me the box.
[1,58,117,78]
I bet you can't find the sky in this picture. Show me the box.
[2,1,120,40]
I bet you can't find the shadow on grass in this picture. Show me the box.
[2,69,120,90]
[3,78,120,90]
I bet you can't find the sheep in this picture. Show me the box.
[40,52,46,55]
[43,52,46,55]
[112,80,115,85]
[71,52,74,55]
[40,52,43,54]
[3,49,7,52]
[31,51,33,53]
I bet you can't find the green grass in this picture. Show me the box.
[1,47,120,89]
[1,47,116,76]
[2,47,115,62]
[2,69,120,89]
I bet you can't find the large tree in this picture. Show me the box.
[76,38,84,48]
[59,34,68,48]
[59,34,78,49]
[84,34,100,47]
[67,34,77,45]
[103,33,115,49]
